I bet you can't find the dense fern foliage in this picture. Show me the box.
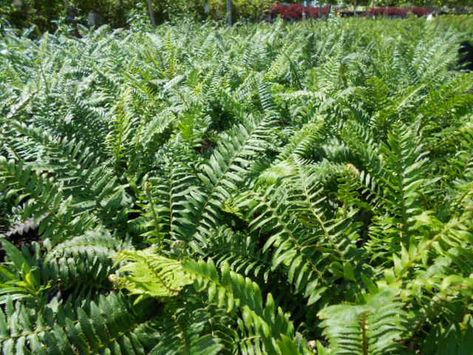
[0,17,472,354]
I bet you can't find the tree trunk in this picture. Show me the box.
[226,0,232,26]
[146,0,157,26]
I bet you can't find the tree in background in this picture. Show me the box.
[0,0,64,31]
[0,0,472,32]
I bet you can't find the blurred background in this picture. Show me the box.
[1,0,472,33]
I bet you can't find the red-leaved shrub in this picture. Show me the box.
[367,7,409,18]
[367,7,433,18]
[270,3,330,21]
[410,7,434,17]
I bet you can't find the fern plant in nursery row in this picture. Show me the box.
[0,17,472,354]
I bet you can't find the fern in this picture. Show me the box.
[0,157,98,244]
[44,230,126,293]
[185,258,310,354]
[318,288,407,355]
[231,164,361,306]
[148,302,226,355]
[0,293,159,354]
[1,17,472,354]
[187,115,276,252]
[114,249,193,299]
[113,250,310,354]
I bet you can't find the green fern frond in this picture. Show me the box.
[131,154,199,247]
[113,249,310,354]
[232,164,360,306]
[0,157,98,244]
[0,293,159,354]
[148,302,227,355]
[188,116,276,251]
[184,258,310,354]
[44,230,126,292]
[114,250,193,299]
[318,288,407,355]
[0,119,131,230]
